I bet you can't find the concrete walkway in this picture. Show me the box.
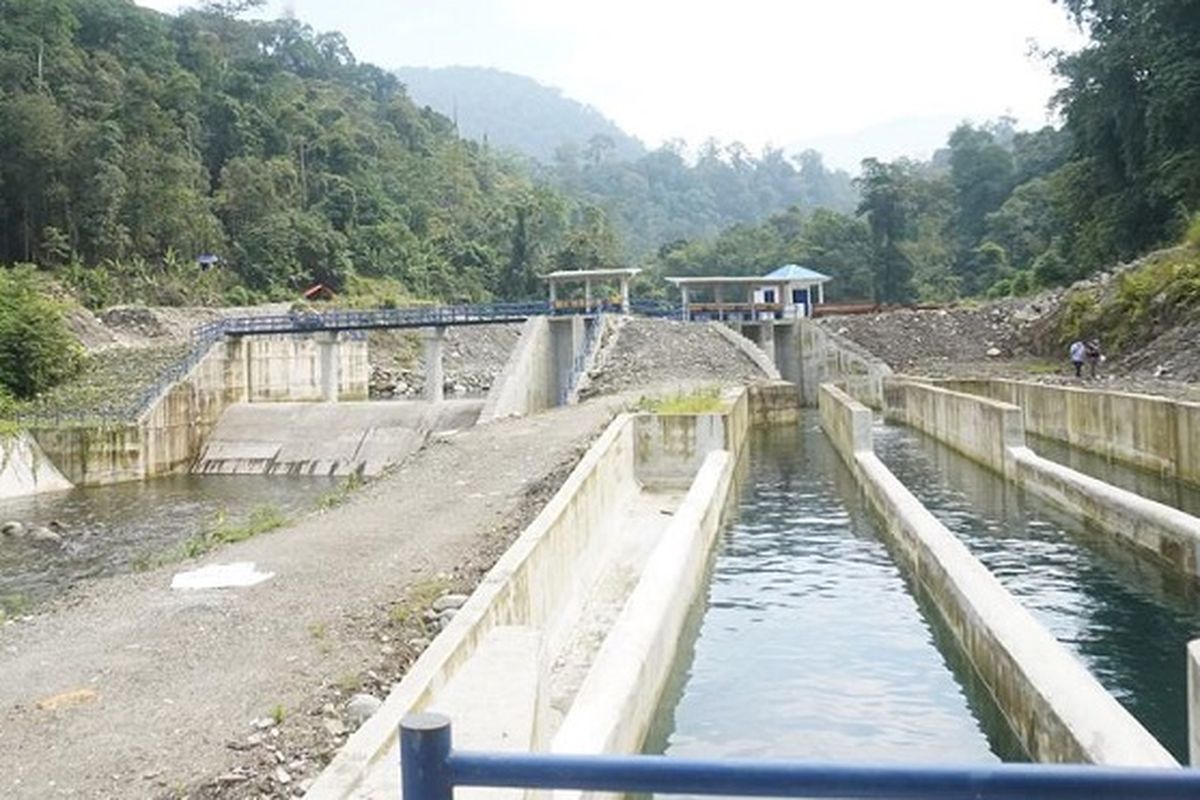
[0,400,619,799]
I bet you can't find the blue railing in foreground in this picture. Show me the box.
[400,714,1199,800]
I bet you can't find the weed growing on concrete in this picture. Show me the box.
[636,387,725,414]
[271,704,287,725]
[316,472,365,510]
[309,621,327,640]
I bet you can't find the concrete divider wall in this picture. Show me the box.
[940,378,1200,488]
[748,381,801,425]
[883,378,1025,475]
[819,384,1175,766]
[479,317,554,422]
[794,320,892,407]
[886,379,1200,577]
[552,448,734,756]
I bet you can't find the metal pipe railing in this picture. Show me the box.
[400,714,1199,800]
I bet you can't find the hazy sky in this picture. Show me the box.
[134,0,1087,158]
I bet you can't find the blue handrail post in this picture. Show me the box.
[401,713,454,800]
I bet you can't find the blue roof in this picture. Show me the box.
[764,264,831,282]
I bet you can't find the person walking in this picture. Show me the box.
[1069,339,1086,378]
[1085,339,1103,378]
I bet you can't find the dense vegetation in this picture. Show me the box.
[0,0,624,307]
[659,0,1200,305]
[2,0,1198,315]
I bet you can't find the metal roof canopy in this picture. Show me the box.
[543,268,641,282]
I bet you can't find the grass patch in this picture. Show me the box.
[389,576,450,628]
[0,592,30,622]
[180,504,288,560]
[316,472,365,510]
[1023,360,1063,375]
[271,703,287,725]
[635,387,725,414]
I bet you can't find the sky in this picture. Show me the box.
[134,0,1088,167]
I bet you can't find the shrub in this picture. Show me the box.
[0,266,83,399]
[1185,213,1200,250]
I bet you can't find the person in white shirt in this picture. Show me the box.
[1069,340,1086,378]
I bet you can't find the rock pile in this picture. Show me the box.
[583,318,768,397]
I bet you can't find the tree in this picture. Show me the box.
[856,159,916,304]
[0,266,82,398]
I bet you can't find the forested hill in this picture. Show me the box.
[394,66,645,163]
[652,0,1200,305]
[396,65,858,260]
[0,0,627,307]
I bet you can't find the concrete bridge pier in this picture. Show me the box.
[317,332,340,402]
[423,326,446,403]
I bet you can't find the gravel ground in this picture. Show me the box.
[0,398,622,800]
[583,318,770,398]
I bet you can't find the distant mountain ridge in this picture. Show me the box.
[395,66,644,163]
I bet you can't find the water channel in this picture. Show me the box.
[1029,434,1200,518]
[646,414,1025,767]
[875,420,1200,761]
[0,474,337,615]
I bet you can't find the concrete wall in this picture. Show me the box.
[0,433,73,499]
[883,379,1025,475]
[1189,639,1200,766]
[712,322,782,381]
[792,320,892,407]
[30,333,369,487]
[552,449,733,757]
[479,317,555,422]
[885,379,1200,577]
[939,378,1200,488]
[309,394,753,799]
[748,381,802,425]
[819,384,1175,766]
[243,334,368,402]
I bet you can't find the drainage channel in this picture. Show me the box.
[875,420,1200,762]
[644,414,1025,767]
[1028,434,1200,518]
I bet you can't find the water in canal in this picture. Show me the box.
[875,420,1200,761]
[0,474,337,614]
[646,414,1024,765]
[1029,434,1200,518]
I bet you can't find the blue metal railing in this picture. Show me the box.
[400,715,1199,800]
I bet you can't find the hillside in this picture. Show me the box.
[394,66,645,163]
[0,1,620,307]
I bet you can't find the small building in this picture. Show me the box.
[665,264,831,322]
[303,283,337,302]
[543,267,641,314]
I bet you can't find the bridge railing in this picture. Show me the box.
[400,714,1197,800]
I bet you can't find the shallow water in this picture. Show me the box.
[876,420,1200,761]
[0,474,337,613]
[647,416,1022,766]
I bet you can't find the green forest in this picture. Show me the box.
[1,0,1198,311]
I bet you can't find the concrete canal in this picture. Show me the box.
[875,420,1200,762]
[0,474,336,614]
[647,416,1026,764]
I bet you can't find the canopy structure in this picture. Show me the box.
[543,268,641,313]
[666,264,831,321]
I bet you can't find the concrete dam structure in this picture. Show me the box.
[6,298,1200,797]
